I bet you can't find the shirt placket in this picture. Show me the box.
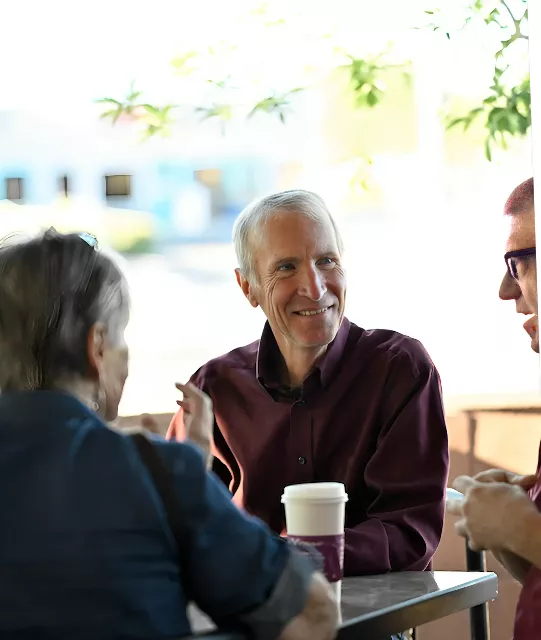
[289,399,314,482]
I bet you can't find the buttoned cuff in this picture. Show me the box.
[238,547,314,640]
[287,540,325,573]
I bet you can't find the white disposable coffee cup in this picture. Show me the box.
[282,482,348,606]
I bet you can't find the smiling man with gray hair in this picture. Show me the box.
[168,189,449,577]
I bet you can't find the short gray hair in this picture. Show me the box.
[0,228,128,391]
[232,189,344,281]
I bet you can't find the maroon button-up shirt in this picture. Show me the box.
[168,318,449,575]
[513,442,541,639]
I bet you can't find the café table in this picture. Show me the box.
[188,570,498,640]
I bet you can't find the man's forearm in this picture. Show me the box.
[344,518,437,575]
[344,520,392,575]
[492,549,532,585]
[506,509,541,575]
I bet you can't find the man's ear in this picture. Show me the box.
[235,268,259,308]
[86,322,107,378]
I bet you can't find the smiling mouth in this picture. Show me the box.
[294,306,332,317]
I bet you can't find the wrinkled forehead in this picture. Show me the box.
[503,210,535,252]
[255,210,338,261]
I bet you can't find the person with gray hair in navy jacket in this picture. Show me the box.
[0,228,337,640]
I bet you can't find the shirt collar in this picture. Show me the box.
[256,322,287,392]
[0,390,99,427]
[256,317,351,394]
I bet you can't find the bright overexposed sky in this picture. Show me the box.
[0,0,526,110]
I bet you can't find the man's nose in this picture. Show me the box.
[299,266,326,301]
[499,271,521,301]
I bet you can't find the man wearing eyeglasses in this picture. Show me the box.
[448,177,541,639]
[500,179,538,352]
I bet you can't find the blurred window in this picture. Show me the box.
[105,174,131,197]
[194,169,225,217]
[59,175,70,197]
[5,178,24,201]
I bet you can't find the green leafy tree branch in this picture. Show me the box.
[96,11,407,141]
[427,0,529,160]
[96,2,529,163]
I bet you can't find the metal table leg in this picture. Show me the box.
[466,544,490,640]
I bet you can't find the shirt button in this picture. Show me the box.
[298,456,307,465]
[297,399,306,406]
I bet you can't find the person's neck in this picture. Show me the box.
[280,345,328,388]
[53,378,97,412]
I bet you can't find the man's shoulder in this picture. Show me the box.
[348,322,436,373]
[190,337,260,387]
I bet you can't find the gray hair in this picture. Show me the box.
[232,189,344,282]
[0,228,128,391]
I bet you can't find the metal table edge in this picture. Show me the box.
[338,572,498,640]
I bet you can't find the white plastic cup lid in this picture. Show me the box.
[281,482,348,503]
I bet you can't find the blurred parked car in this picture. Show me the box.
[0,197,156,253]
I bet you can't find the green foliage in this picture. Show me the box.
[448,68,530,160]
[96,10,401,142]
[349,156,374,192]
[341,52,410,109]
[140,104,176,139]
[170,52,198,75]
[95,1,530,162]
[427,0,529,160]
[248,88,304,123]
[96,81,143,125]
[194,103,233,122]
[343,56,387,108]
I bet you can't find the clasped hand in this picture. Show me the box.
[447,469,538,552]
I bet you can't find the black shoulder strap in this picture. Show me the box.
[130,432,187,554]
[132,432,195,599]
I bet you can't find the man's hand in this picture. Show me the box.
[472,468,537,489]
[175,382,214,469]
[447,475,539,552]
[280,572,338,640]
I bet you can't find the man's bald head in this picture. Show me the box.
[504,177,534,216]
